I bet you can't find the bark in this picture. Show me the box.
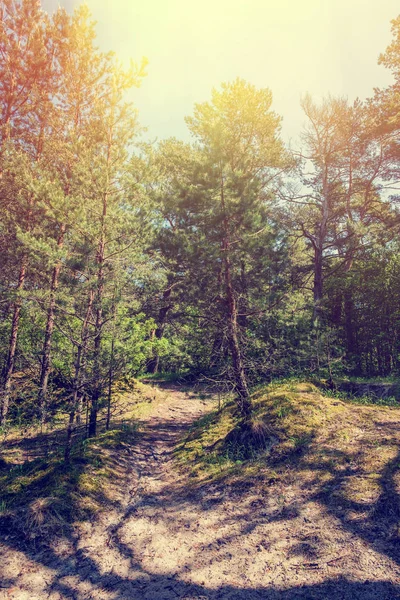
[313,166,329,326]
[1,259,27,425]
[88,248,104,438]
[146,287,173,374]
[64,344,82,464]
[313,243,323,325]
[106,338,114,431]
[224,254,251,415]
[38,224,66,424]
[220,172,251,416]
[87,97,118,436]
[76,394,83,425]
[88,125,111,437]
[237,259,248,329]
[65,290,94,462]
[64,409,76,464]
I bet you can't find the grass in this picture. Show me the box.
[0,379,162,544]
[138,370,190,383]
[322,387,399,406]
[3,375,399,550]
[175,380,400,511]
[176,381,315,475]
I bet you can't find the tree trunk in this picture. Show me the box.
[312,166,330,328]
[88,234,105,438]
[64,344,82,463]
[106,338,115,431]
[65,290,94,461]
[1,259,27,426]
[220,172,251,416]
[38,224,66,424]
[88,116,113,437]
[147,287,173,374]
[313,243,323,326]
[224,254,251,415]
[76,394,83,425]
[237,259,248,329]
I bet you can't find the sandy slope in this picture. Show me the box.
[1,384,400,599]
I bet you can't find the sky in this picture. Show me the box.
[42,0,399,145]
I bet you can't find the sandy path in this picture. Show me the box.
[1,385,400,599]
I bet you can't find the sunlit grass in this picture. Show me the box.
[0,380,160,543]
[175,380,400,507]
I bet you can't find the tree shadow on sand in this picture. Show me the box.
[1,384,400,599]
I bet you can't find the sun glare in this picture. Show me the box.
[71,0,398,142]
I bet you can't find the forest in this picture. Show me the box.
[1,2,400,598]
[1,0,400,432]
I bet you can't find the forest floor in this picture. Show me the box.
[1,381,400,599]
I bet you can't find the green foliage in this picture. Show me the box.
[1,2,400,451]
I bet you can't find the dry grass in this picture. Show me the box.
[173,380,400,583]
[175,381,400,507]
[1,380,400,598]
[0,379,167,544]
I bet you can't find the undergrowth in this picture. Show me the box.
[175,380,400,501]
[0,380,159,544]
[322,387,399,406]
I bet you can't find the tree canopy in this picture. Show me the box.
[1,0,400,434]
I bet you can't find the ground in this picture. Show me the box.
[0,381,400,599]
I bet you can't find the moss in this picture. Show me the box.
[0,382,157,542]
[175,381,400,497]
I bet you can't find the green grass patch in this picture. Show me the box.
[138,371,190,383]
[175,380,400,493]
[322,387,399,406]
[0,382,156,543]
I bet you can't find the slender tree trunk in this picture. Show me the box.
[106,338,114,431]
[88,369,100,439]
[224,252,251,414]
[311,245,324,374]
[88,110,116,437]
[88,235,105,438]
[65,290,94,461]
[75,290,94,425]
[220,172,251,416]
[88,126,111,436]
[1,259,27,425]
[76,394,83,425]
[312,167,330,327]
[313,243,324,326]
[38,224,66,424]
[147,288,173,374]
[64,344,82,463]
[237,259,248,329]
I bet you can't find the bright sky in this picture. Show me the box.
[42,0,399,145]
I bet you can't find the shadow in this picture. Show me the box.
[0,544,399,600]
[1,381,400,599]
[0,425,140,550]
[312,446,400,564]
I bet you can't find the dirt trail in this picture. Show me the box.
[1,385,400,599]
